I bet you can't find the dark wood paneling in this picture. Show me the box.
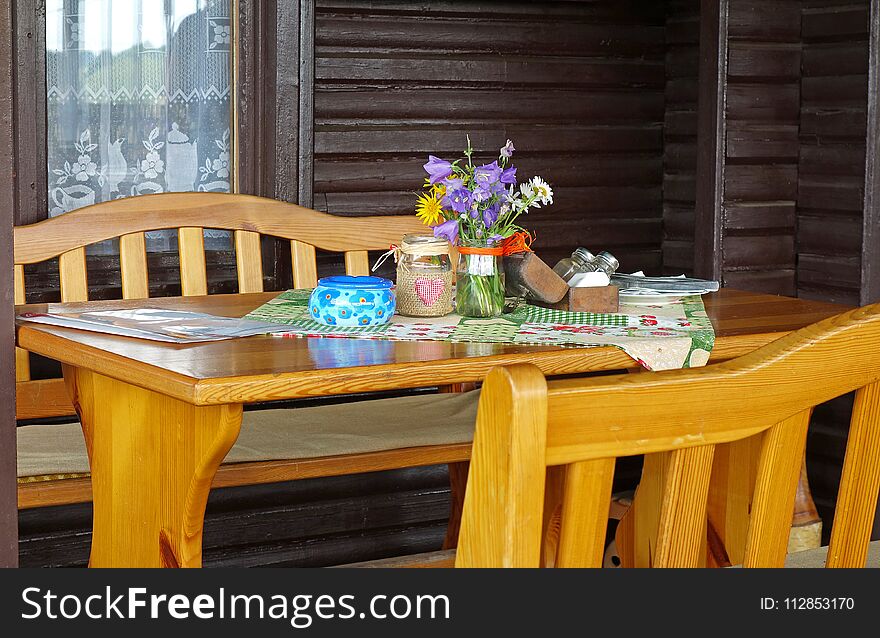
[798,1,868,303]
[721,0,801,295]
[11,0,46,226]
[0,0,18,566]
[19,467,452,568]
[694,0,726,279]
[238,0,279,199]
[298,0,316,207]
[663,0,700,275]
[312,0,667,271]
[863,0,880,304]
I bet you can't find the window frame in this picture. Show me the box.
[8,0,315,296]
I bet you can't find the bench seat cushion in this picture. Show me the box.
[17,391,479,481]
[783,540,880,568]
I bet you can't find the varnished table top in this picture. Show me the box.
[15,289,848,406]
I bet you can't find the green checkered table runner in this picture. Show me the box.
[245,289,716,371]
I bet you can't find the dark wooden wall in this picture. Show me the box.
[721,0,802,294]
[311,0,668,270]
[798,0,869,307]
[697,0,878,304]
[19,466,451,568]
[0,0,19,566]
[663,0,701,275]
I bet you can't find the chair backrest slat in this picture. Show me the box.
[177,227,208,296]
[653,445,715,568]
[14,264,30,382]
[555,458,615,568]
[705,436,761,567]
[826,381,880,567]
[344,250,371,277]
[59,247,89,302]
[456,365,548,568]
[291,240,318,289]
[119,232,150,299]
[234,230,264,293]
[458,302,880,568]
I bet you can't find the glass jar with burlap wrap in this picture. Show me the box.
[394,235,454,317]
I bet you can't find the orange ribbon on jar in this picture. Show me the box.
[457,231,534,257]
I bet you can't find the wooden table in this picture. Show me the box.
[15,289,846,567]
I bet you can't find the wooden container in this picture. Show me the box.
[539,285,619,313]
[504,252,569,304]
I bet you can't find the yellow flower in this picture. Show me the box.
[415,192,443,226]
[431,184,446,198]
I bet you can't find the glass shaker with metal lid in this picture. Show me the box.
[553,247,597,283]
[592,251,620,276]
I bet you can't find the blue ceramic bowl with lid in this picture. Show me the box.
[308,276,396,327]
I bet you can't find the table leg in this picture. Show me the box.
[789,458,822,552]
[63,365,242,568]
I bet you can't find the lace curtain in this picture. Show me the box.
[46,0,234,251]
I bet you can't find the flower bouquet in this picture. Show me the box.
[415,138,553,317]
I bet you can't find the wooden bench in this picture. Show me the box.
[14,193,474,544]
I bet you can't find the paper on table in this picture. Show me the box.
[16,308,294,343]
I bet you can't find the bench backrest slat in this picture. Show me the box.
[59,248,89,303]
[344,250,371,277]
[291,240,318,289]
[177,227,208,297]
[14,264,30,383]
[234,230,264,294]
[119,232,149,299]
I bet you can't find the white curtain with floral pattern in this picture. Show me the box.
[46,0,233,250]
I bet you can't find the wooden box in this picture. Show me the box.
[539,285,619,313]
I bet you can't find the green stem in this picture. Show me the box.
[456,253,504,317]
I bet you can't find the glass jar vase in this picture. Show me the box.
[395,235,454,317]
[456,241,505,318]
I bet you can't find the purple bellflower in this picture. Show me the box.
[444,188,472,214]
[473,161,502,189]
[432,218,459,245]
[482,204,501,228]
[442,177,464,193]
[423,155,453,184]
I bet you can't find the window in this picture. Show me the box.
[46,0,234,250]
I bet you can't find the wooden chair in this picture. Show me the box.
[14,193,474,539]
[456,302,880,568]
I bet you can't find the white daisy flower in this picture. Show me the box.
[530,177,553,205]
